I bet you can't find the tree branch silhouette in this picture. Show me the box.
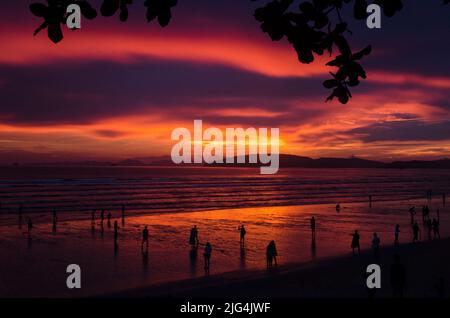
[29,0,449,104]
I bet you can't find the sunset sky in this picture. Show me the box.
[1,0,450,163]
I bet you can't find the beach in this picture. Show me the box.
[117,238,450,298]
[0,190,448,298]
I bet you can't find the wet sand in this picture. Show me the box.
[0,199,447,297]
[116,238,450,298]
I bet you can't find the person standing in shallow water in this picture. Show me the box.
[394,224,400,245]
[351,230,360,255]
[409,206,416,224]
[266,240,278,268]
[238,224,246,245]
[310,216,316,242]
[203,242,212,273]
[142,225,149,249]
[189,225,199,246]
[412,221,420,243]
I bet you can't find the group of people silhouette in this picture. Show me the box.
[12,190,446,294]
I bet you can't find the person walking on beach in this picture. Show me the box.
[107,212,112,228]
[310,216,316,242]
[371,232,380,257]
[142,225,149,249]
[409,206,416,224]
[238,224,246,245]
[394,224,400,245]
[432,218,440,239]
[351,230,360,255]
[266,240,278,268]
[189,225,199,246]
[412,221,420,243]
[390,254,406,298]
[203,242,212,273]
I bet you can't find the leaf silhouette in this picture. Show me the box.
[28,0,450,103]
[144,0,178,27]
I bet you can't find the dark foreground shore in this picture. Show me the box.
[115,238,450,298]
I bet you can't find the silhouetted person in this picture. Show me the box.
[371,232,380,257]
[91,209,95,223]
[238,224,246,245]
[335,203,341,212]
[369,195,372,208]
[351,230,360,255]
[432,218,440,239]
[443,193,446,207]
[189,225,199,246]
[310,216,316,242]
[142,225,149,249]
[422,205,430,224]
[18,204,23,229]
[121,205,125,225]
[107,212,112,228]
[394,224,400,245]
[101,209,105,223]
[266,240,278,268]
[203,242,212,273]
[390,254,406,298]
[409,206,416,224]
[412,221,420,243]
